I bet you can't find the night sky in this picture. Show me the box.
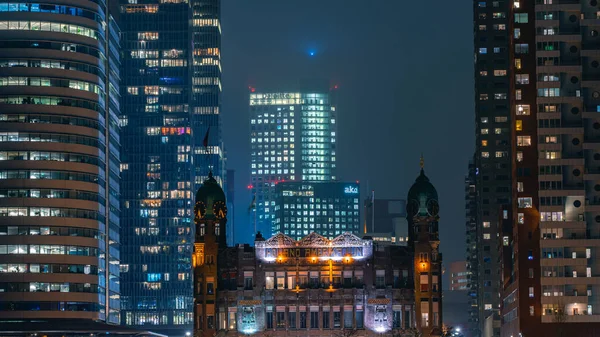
[220,0,474,264]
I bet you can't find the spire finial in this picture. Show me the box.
[420,153,424,170]
[208,169,213,179]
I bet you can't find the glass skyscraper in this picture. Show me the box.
[119,0,222,335]
[0,1,121,324]
[249,89,337,236]
[273,181,360,240]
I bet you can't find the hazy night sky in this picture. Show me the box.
[220,0,474,264]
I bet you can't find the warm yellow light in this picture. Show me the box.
[344,255,352,263]
[311,256,317,263]
[277,255,285,263]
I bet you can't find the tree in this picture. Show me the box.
[552,301,567,337]
[552,302,567,323]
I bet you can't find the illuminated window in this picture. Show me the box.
[516,74,529,84]
[515,89,522,100]
[538,88,560,97]
[0,21,98,39]
[485,304,492,310]
[495,128,502,134]
[494,70,507,76]
[515,58,522,69]
[481,152,490,158]
[481,140,488,147]
[517,136,531,146]
[515,13,528,23]
[483,222,490,228]
[518,197,533,208]
[516,120,522,131]
[483,234,491,240]
[515,44,529,54]
[529,287,534,298]
[516,104,530,115]
[124,4,158,13]
[137,32,158,40]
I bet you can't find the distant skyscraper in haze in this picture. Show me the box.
[445,262,471,337]
[119,0,222,334]
[0,1,121,325]
[363,198,408,246]
[226,169,235,245]
[249,86,337,236]
[449,261,469,291]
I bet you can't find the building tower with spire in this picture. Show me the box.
[406,157,443,336]
[193,171,228,337]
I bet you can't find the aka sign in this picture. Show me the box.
[344,186,358,194]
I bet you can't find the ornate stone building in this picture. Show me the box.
[406,159,443,336]
[193,162,442,337]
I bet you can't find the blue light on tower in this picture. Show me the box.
[309,50,315,56]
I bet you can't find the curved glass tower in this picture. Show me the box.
[0,1,121,324]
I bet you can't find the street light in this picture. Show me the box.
[185,332,191,337]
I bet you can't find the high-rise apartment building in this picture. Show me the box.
[464,158,479,336]
[119,0,222,335]
[499,1,600,337]
[272,181,360,240]
[249,89,337,236]
[473,1,512,336]
[0,0,121,324]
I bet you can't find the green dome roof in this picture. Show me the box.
[195,171,226,204]
[407,168,438,202]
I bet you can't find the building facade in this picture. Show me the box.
[473,1,512,336]
[499,1,600,337]
[119,0,222,334]
[273,181,360,240]
[464,157,479,336]
[0,0,121,324]
[249,89,337,236]
[406,162,443,336]
[449,261,469,292]
[192,162,443,337]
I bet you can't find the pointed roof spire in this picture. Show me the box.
[208,169,213,179]
[420,153,424,170]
